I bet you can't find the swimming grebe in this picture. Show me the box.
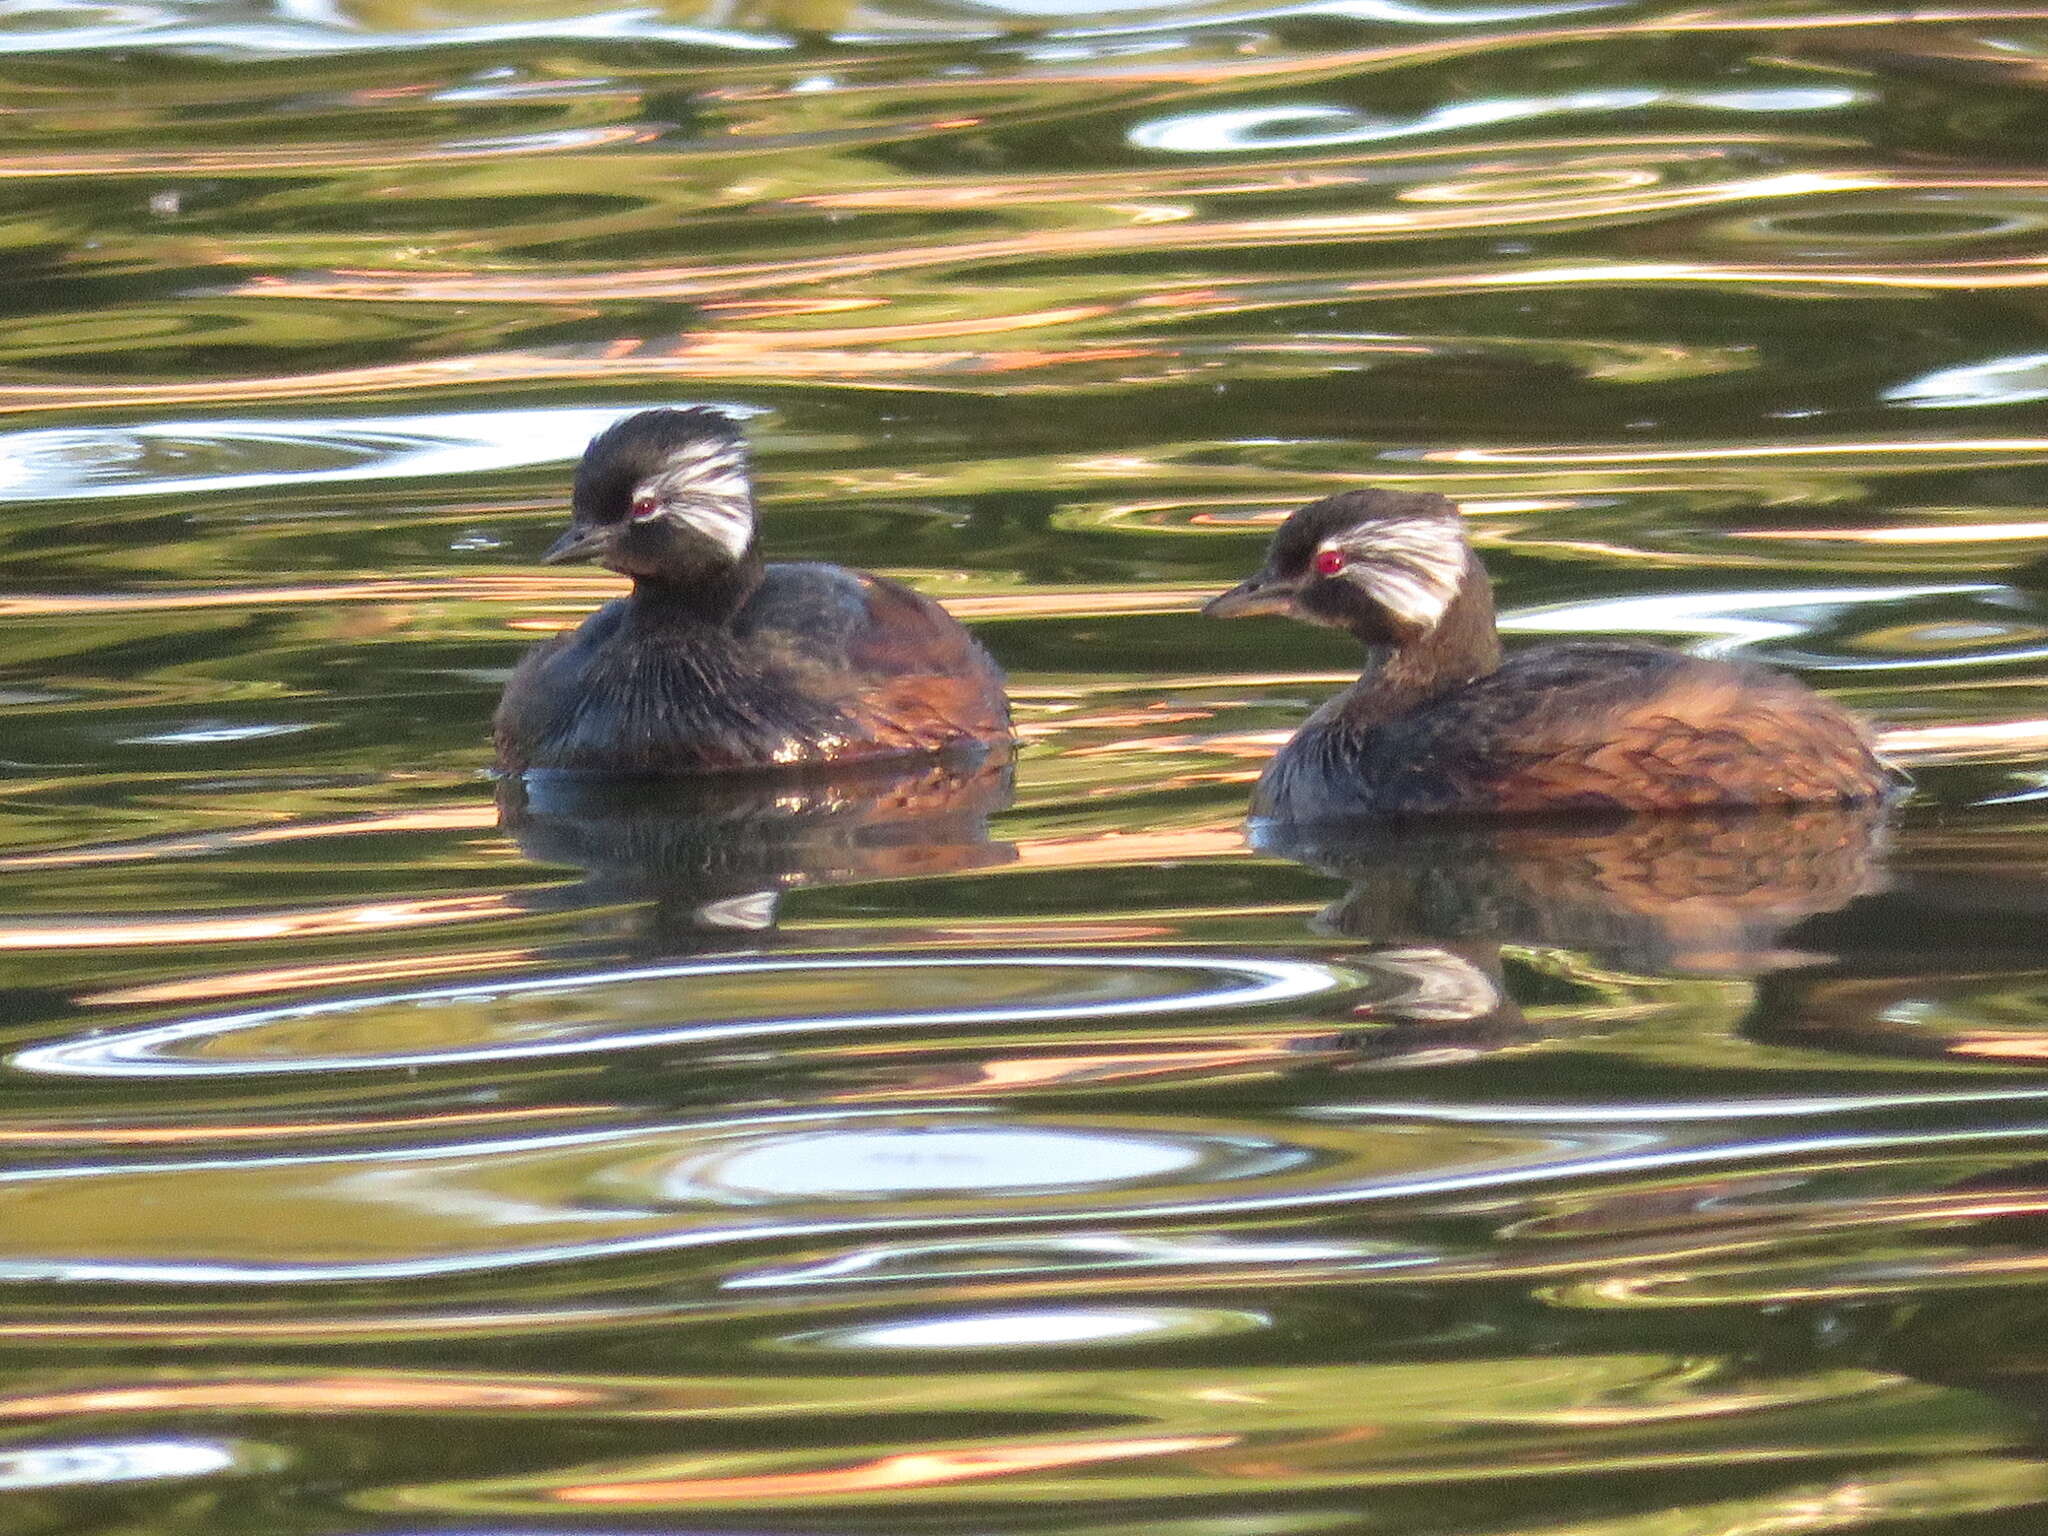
[1205,488,1894,821]
[495,408,1010,776]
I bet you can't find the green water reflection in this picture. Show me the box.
[1,0,2047,1531]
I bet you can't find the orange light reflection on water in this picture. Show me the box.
[0,577,622,617]
[0,894,518,950]
[211,171,1925,307]
[0,806,499,872]
[1011,826,1248,868]
[0,1306,669,1343]
[551,1434,1238,1504]
[779,134,1845,210]
[835,1041,1323,1098]
[1433,437,2048,465]
[0,1103,602,1145]
[1876,718,2048,762]
[0,581,1216,624]
[1739,522,2048,544]
[0,1376,608,1417]
[0,125,656,178]
[78,946,543,1006]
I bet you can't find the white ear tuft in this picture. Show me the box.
[1325,518,1467,630]
[639,437,755,560]
[675,499,754,561]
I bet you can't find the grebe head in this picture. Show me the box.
[1203,488,1479,645]
[542,408,757,586]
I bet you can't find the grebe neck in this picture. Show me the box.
[1332,555,1503,729]
[628,556,765,628]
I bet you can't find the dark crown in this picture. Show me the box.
[1266,488,1461,577]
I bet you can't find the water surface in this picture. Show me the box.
[3,0,2048,1531]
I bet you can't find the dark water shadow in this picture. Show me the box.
[1263,800,2048,1084]
[499,751,1017,942]
[1744,808,2048,1066]
[1256,803,1896,977]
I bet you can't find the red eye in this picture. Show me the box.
[1313,548,1348,577]
[629,495,659,521]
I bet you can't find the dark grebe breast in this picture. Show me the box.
[495,409,1009,777]
[1205,488,1894,822]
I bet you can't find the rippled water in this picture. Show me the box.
[6,0,2048,1530]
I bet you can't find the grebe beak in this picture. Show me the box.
[1203,577,1295,619]
[541,524,612,565]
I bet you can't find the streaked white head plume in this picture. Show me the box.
[636,430,754,561]
[1319,516,1468,631]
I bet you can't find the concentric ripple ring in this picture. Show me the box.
[12,953,1350,1077]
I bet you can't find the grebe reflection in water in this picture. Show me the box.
[501,754,1015,938]
[1262,802,1893,977]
